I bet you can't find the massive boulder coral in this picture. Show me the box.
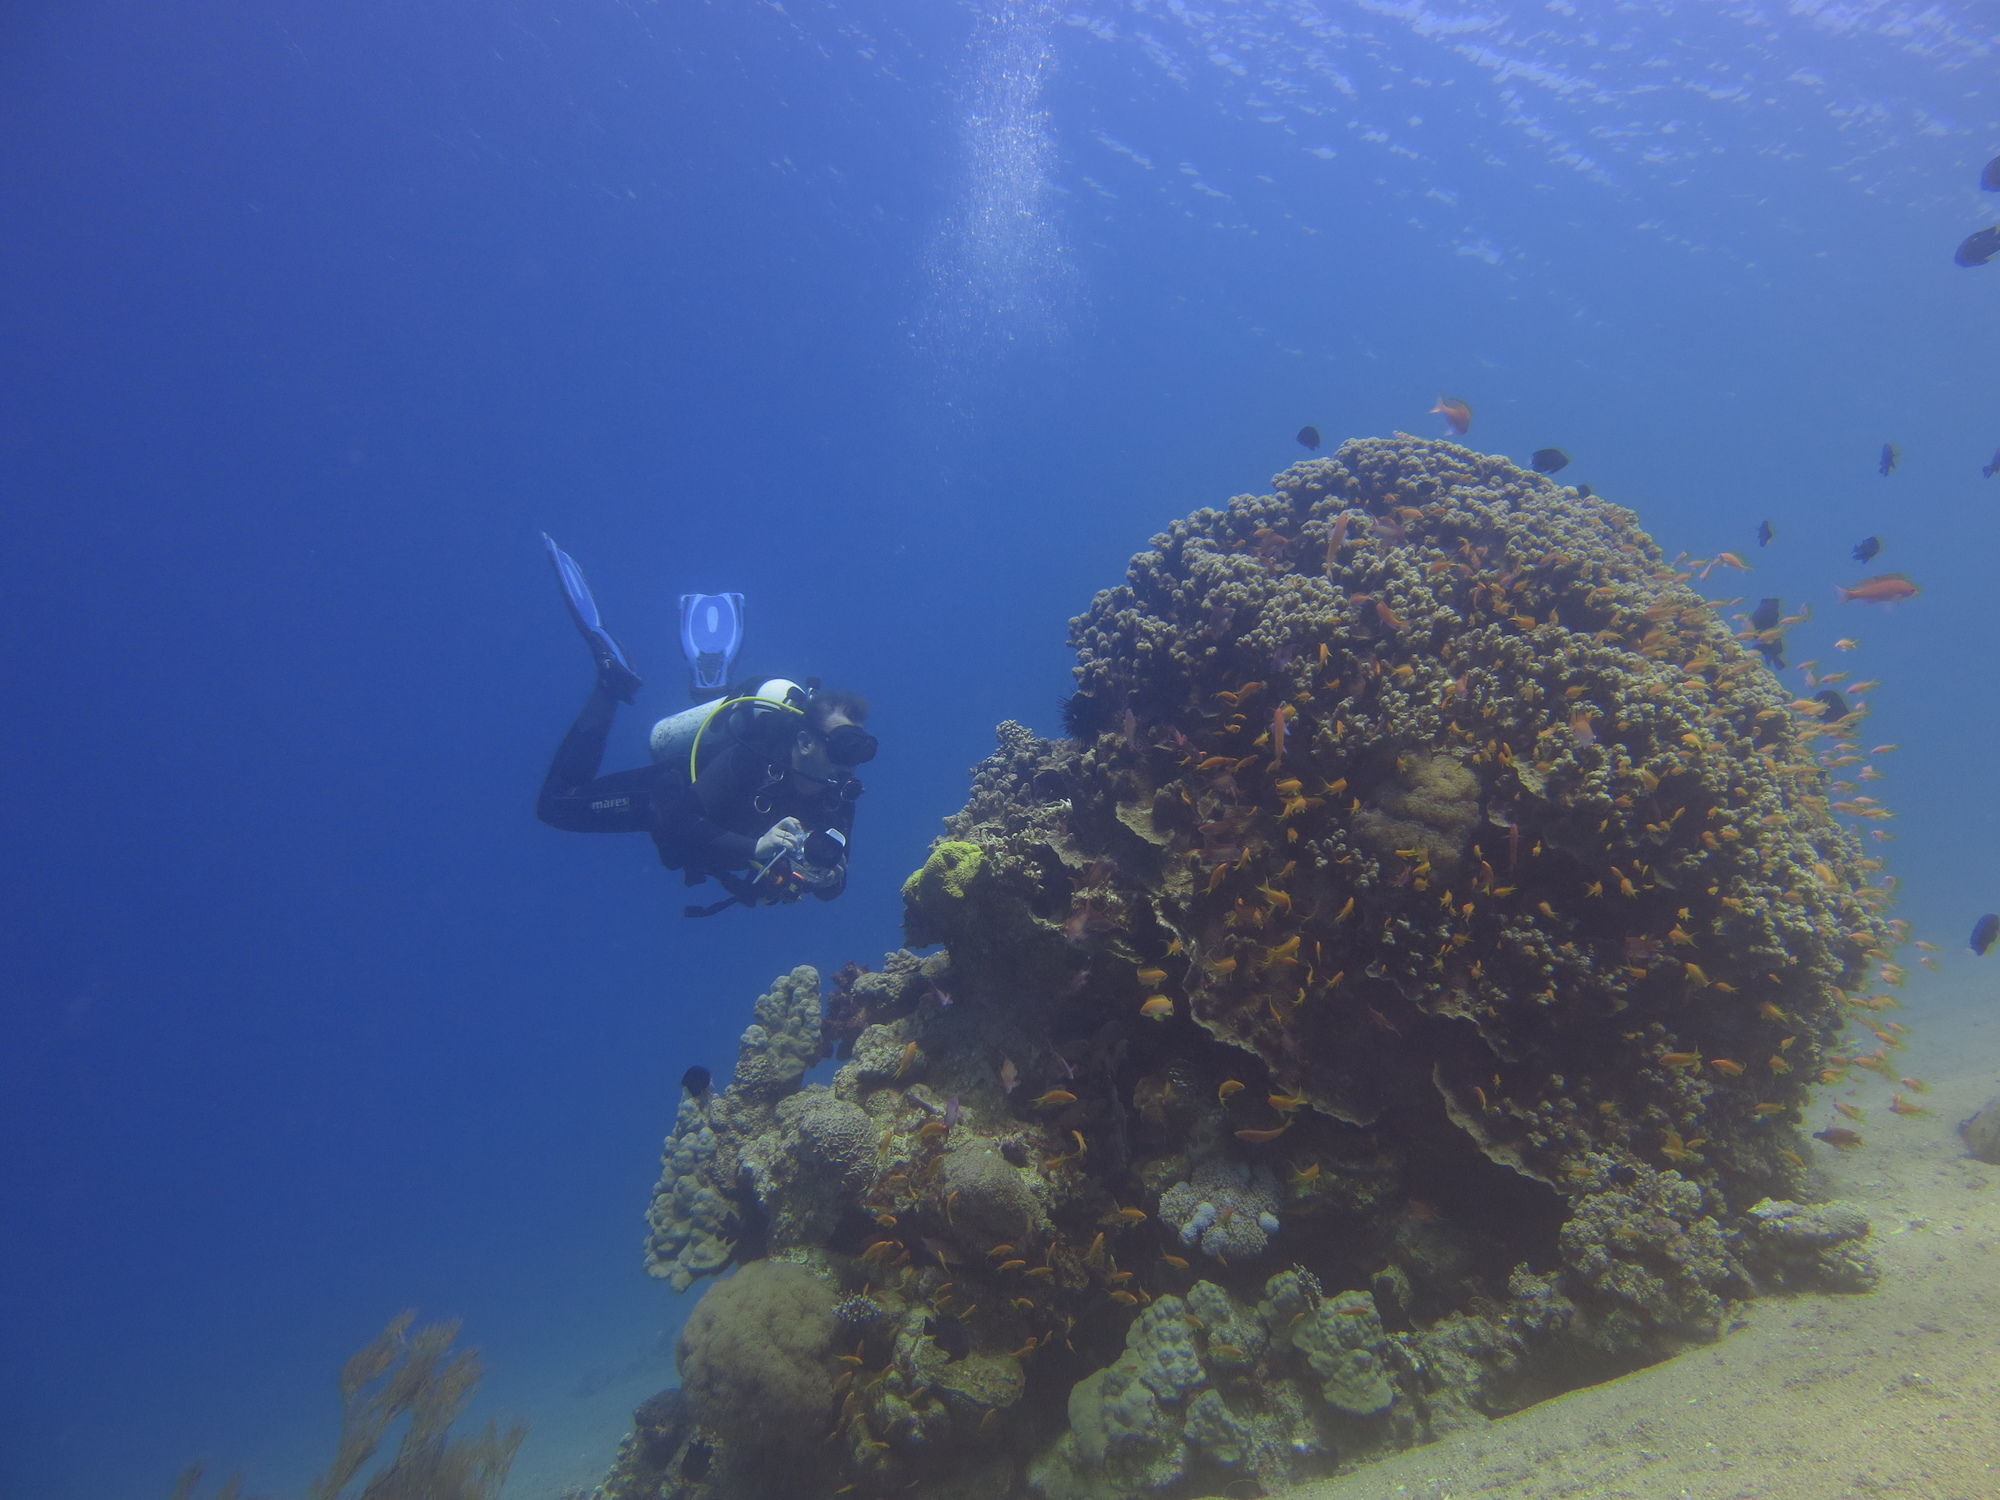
[1054,436,1893,1167]
[604,436,1907,1500]
[675,1260,845,1497]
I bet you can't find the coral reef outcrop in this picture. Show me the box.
[1739,1197,1879,1292]
[602,437,1909,1500]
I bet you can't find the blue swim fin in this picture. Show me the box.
[680,592,745,694]
[542,533,642,702]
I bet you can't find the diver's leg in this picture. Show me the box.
[536,687,653,832]
[585,635,643,704]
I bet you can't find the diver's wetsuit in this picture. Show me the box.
[536,686,856,898]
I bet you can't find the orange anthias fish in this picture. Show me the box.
[1836,574,1919,604]
[1430,396,1472,435]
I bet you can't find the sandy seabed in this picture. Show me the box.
[507,987,2000,1500]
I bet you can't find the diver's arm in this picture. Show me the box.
[652,749,761,873]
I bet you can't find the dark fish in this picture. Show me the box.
[1878,442,1899,477]
[1956,226,2000,267]
[680,1439,713,1481]
[1851,536,1881,564]
[1972,913,2000,956]
[1573,482,1593,498]
[1748,596,1785,670]
[923,1313,969,1362]
[1813,688,1851,721]
[680,1065,711,1100]
[1984,450,2000,480]
[1756,519,1775,548]
[1530,447,1569,474]
[1296,425,1321,450]
[1984,155,2000,192]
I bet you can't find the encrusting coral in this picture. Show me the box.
[601,436,1913,1500]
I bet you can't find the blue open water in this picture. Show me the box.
[2,3,1995,1495]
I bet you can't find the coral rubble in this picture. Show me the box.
[603,437,1905,1500]
[1960,1097,2000,1164]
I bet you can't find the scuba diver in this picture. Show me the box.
[534,534,875,918]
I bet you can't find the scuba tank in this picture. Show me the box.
[649,678,810,780]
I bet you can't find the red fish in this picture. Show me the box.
[1836,574,1919,604]
[1430,396,1471,435]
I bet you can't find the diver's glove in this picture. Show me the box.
[753,817,807,867]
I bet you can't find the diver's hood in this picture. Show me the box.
[750,678,810,714]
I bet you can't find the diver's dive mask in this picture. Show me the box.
[820,722,878,767]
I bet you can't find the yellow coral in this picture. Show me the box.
[902,840,985,903]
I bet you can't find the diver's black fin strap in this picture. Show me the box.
[683,894,745,918]
[683,869,765,918]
